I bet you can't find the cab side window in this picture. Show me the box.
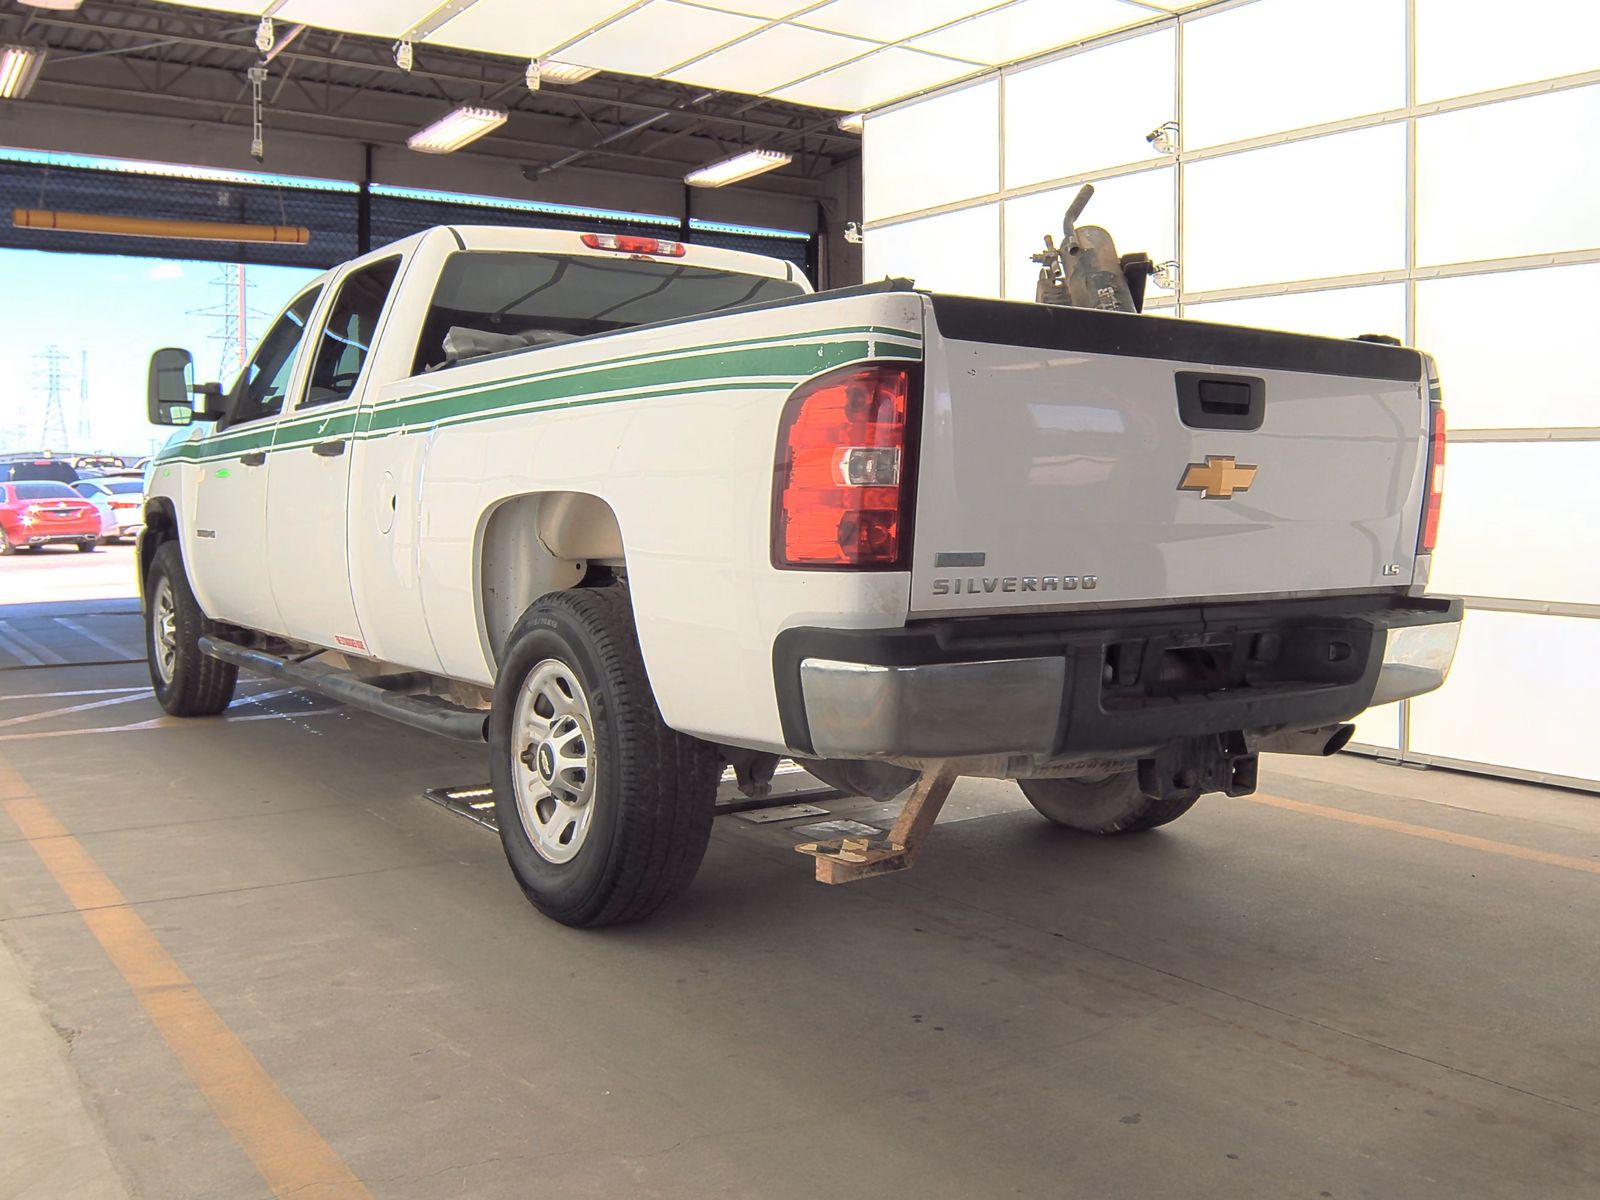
[227,288,322,428]
[303,258,401,407]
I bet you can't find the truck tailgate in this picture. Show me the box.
[910,295,1428,617]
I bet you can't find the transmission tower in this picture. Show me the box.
[191,263,268,382]
[78,350,92,445]
[32,345,73,452]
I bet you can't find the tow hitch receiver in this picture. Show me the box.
[1138,733,1258,802]
[796,762,962,884]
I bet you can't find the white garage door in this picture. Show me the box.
[861,0,1600,790]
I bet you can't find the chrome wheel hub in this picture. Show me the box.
[512,659,597,864]
[151,577,178,685]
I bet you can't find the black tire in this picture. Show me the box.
[0,529,12,556]
[145,540,238,716]
[78,538,99,552]
[488,587,720,928]
[1018,771,1198,834]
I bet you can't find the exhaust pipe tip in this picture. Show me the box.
[1256,723,1358,757]
[1323,723,1356,756]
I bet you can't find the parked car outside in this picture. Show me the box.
[78,489,120,542]
[73,477,144,542]
[2,460,80,485]
[0,481,101,553]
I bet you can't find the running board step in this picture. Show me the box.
[198,636,488,742]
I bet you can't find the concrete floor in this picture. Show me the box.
[1,600,1597,1199]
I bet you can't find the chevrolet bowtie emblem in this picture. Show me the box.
[1178,455,1258,499]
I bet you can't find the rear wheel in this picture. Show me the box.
[488,588,720,928]
[1018,771,1198,834]
[145,541,237,716]
[77,538,99,552]
[0,529,12,556]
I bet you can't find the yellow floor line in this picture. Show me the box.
[1247,792,1600,877]
[0,756,373,1200]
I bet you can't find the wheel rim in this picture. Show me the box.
[511,658,598,864]
[151,577,178,685]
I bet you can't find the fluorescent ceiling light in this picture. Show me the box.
[685,148,791,187]
[407,105,507,154]
[837,112,864,134]
[538,60,600,84]
[16,0,84,9]
[0,45,46,100]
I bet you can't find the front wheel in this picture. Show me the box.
[488,588,720,928]
[145,541,238,716]
[1017,771,1198,834]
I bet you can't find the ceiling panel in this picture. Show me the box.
[690,0,816,15]
[797,0,1014,42]
[426,0,638,59]
[561,2,767,75]
[909,0,1146,64]
[668,24,875,92]
[771,46,981,109]
[275,0,441,39]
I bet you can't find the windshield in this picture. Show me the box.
[413,251,805,374]
[14,482,78,500]
[105,480,143,494]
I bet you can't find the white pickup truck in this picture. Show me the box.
[140,224,1460,926]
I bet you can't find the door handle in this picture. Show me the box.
[239,451,266,467]
[313,439,347,457]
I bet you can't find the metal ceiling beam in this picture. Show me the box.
[26,12,860,151]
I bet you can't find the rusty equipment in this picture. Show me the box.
[1030,183,1153,313]
[795,761,963,883]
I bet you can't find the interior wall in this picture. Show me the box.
[0,99,824,235]
[858,0,1600,790]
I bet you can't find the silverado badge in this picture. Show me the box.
[1178,455,1257,500]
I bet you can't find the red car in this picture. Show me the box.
[0,481,102,554]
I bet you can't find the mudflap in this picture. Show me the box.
[1137,733,1259,802]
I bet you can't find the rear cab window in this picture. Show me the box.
[412,251,806,375]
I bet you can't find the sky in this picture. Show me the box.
[0,248,320,459]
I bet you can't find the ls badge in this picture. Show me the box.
[1178,455,1258,500]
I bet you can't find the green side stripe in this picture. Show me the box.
[361,338,902,437]
[158,327,922,465]
[389,323,922,410]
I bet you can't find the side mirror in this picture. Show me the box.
[147,348,222,426]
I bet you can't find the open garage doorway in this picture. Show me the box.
[0,245,317,610]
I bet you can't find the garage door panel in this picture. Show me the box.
[1428,443,1600,607]
[1409,610,1600,782]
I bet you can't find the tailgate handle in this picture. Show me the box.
[1176,372,1265,431]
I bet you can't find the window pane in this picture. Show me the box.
[1184,284,1405,341]
[1183,0,1405,149]
[863,81,998,222]
[1417,86,1600,266]
[230,289,322,426]
[413,253,803,375]
[1417,0,1600,102]
[864,204,999,298]
[1001,168,1174,300]
[1183,124,1406,292]
[1351,701,1400,751]
[1428,442,1600,607]
[305,259,400,406]
[1415,263,1600,430]
[1410,610,1600,782]
[1002,29,1173,189]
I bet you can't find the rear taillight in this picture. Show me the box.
[1420,402,1446,552]
[773,363,915,569]
[580,233,686,257]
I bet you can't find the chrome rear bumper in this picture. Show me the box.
[783,597,1462,761]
